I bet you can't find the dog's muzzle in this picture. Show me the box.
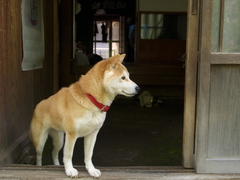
[135,86,140,93]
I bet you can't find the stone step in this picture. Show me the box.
[1,165,240,180]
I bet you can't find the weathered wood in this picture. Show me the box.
[0,0,59,164]
[182,0,199,168]
[196,0,240,173]
[208,65,240,157]
[195,0,213,173]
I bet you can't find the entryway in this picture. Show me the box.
[58,0,188,168]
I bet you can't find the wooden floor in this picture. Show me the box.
[1,165,240,180]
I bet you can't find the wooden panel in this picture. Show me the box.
[137,40,186,64]
[138,0,187,12]
[128,65,185,85]
[73,64,185,85]
[0,0,58,163]
[131,75,185,85]
[208,65,240,157]
[0,0,7,153]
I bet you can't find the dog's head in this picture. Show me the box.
[102,54,140,97]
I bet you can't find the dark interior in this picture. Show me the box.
[18,0,186,167]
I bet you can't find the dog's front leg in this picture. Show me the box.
[63,133,78,177]
[84,129,101,178]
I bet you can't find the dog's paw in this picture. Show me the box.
[87,167,101,178]
[65,167,79,178]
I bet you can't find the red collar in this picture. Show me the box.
[86,93,110,112]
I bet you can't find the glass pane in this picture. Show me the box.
[212,0,240,52]
[111,42,119,56]
[211,0,221,52]
[93,20,120,59]
[141,14,163,39]
[94,21,109,42]
[222,0,240,52]
[140,13,186,40]
[94,21,101,41]
[112,21,119,41]
[93,42,109,59]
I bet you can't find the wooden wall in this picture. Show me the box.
[137,40,186,64]
[137,0,187,12]
[0,0,59,163]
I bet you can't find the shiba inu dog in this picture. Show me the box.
[29,54,140,178]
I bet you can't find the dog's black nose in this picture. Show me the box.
[135,86,140,92]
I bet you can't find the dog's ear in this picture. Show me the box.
[111,54,125,68]
[118,54,126,63]
[106,54,125,71]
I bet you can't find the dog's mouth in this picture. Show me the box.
[122,90,137,96]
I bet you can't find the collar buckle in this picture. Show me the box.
[100,105,108,112]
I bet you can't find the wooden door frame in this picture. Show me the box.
[53,0,60,93]
[60,0,74,87]
[195,0,211,172]
[182,0,199,168]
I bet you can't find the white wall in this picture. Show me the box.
[137,0,188,12]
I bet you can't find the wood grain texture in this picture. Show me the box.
[137,40,186,64]
[182,0,199,168]
[196,1,240,173]
[208,65,240,157]
[0,0,58,163]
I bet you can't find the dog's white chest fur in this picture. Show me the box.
[75,111,106,137]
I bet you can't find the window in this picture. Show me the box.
[211,0,240,52]
[141,14,164,39]
[93,16,124,59]
[140,13,187,40]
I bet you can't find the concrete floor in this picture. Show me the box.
[1,165,240,180]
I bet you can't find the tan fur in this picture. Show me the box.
[29,54,139,178]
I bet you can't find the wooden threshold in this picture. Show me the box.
[1,164,240,179]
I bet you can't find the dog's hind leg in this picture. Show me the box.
[49,129,64,165]
[36,132,48,166]
[30,119,49,166]
[33,129,49,166]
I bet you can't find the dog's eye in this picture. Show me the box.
[121,76,126,80]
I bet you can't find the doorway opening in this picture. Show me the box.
[18,0,187,168]
[74,1,187,164]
